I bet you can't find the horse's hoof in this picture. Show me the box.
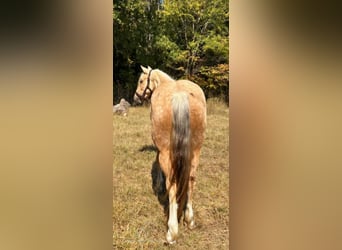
[167,240,176,245]
[166,230,177,244]
[164,240,176,246]
[165,237,177,245]
[188,222,196,230]
[184,219,196,230]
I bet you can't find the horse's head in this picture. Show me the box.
[133,65,159,105]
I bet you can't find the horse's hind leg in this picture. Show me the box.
[184,150,200,229]
[184,178,195,229]
[166,180,178,244]
[159,151,178,244]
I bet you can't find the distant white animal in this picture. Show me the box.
[113,98,131,116]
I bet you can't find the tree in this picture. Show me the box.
[155,0,228,76]
[113,0,229,103]
[113,0,161,103]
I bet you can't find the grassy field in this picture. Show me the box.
[113,98,229,249]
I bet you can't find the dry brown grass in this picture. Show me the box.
[113,98,229,249]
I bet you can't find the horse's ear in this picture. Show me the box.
[140,65,149,74]
[147,66,152,71]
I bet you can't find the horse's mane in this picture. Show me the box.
[154,69,175,83]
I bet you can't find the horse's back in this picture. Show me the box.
[175,80,206,103]
[153,79,205,107]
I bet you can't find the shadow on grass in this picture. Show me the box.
[139,144,158,152]
[151,152,169,217]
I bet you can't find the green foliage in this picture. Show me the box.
[203,35,229,65]
[113,0,229,104]
[190,63,229,102]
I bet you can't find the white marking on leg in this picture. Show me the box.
[166,201,178,244]
[185,201,195,229]
[166,185,178,244]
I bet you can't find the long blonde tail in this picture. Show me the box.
[170,92,191,221]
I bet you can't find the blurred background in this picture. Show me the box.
[0,0,112,250]
[231,1,342,250]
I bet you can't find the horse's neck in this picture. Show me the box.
[155,70,175,86]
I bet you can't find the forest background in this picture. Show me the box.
[113,0,229,104]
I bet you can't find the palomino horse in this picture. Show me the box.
[133,66,206,244]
